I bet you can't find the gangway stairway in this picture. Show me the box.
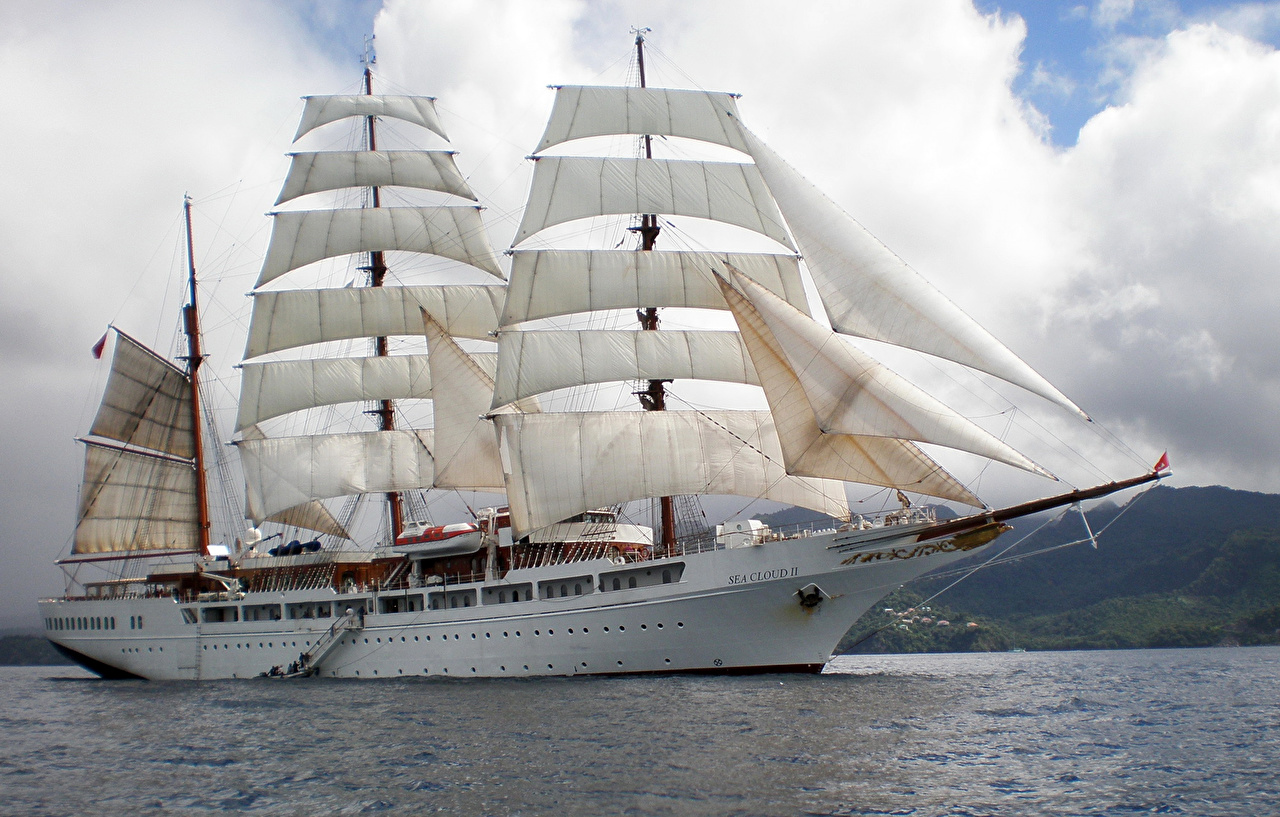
[262,609,363,678]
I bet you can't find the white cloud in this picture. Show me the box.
[5,0,1280,627]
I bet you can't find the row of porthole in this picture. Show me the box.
[343,656,678,677]
[202,640,310,651]
[347,621,685,646]
[120,646,160,654]
[49,615,122,631]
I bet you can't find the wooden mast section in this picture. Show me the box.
[631,29,677,557]
[362,56,405,541]
[181,196,212,557]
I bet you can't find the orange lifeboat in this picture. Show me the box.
[392,521,484,557]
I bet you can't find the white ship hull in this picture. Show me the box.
[40,523,992,681]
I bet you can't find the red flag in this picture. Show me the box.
[91,331,108,360]
[1154,451,1170,473]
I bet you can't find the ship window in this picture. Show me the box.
[499,591,506,604]
[662,570,672,584]
[574,584,582,595]
[512,590,520,602]
[110,617,116,629]
[432,598,440,610]
[463,596,471,607]
[560,585,567,597]
[138,616,143,629]
[628,577,637,589]
[612,578,620,591]
[450,598,458,608]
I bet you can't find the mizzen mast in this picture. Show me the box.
[630,28,677,556]
[361,42,405,541]
[182,196,212,557]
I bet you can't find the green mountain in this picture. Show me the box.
[840,485,1280,653]
[0,634,71,665]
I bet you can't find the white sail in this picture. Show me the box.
[239,430,435,524]
[294,95,448,142]
[495,411,850,539]
[536,86,748,153]
[238,355,426,431]
[492,329,756,408]
[239,424,352,540]
[74,442,199,554]
[423,312,507,491]
[89,331,193,459]
[514,157,795,249]
[725,267,1050,477]
[717,274,984,507]
[257,207,504,287]
[245,285,504,358]
[262,503,351,540]
[501,250,808,325]
[276,151,476,206]
[743,128,1085,417]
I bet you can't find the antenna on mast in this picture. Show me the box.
[362,34,377,71]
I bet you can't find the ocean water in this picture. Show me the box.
[3,648,1277,816]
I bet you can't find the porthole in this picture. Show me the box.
[414,636,419,642]
[665,658,671,664]
[485,633,491,639]
[677,622,684,628]
[568,628,574,634]
[619,626,625,632]
[548,629,554,635]
[657,623,663,629]
[583,627,589,634]
[503,631,509,638]
[471,633,477,640]
[640,624,647,630]
[603,626,609,632]
[617,660,623,666]
[547,664,553,670]
[534,630,540,637]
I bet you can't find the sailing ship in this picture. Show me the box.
[39,36,1166,680]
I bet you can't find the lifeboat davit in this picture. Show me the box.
[392,522,483,558]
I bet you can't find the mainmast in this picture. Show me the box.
[361,44,405,541]
[630,28,676,556]
[182,196,212,557]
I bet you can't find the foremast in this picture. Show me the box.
[361,56,405,541]
[630,29,677,556]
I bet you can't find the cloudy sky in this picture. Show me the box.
[2,0,1278,628]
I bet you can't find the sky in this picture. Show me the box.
[2,0,1279,629]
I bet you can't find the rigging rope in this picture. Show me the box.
[840,480,1160,652]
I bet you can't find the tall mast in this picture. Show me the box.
[631,29,676,556]
[362,43,405,541]
[182,196,212,557]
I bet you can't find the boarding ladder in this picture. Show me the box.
[295,609,363,675]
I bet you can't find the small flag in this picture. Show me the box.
[91,331,108,359]
[1154,451,1170,473]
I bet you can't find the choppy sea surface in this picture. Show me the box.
[3,647,1278,816]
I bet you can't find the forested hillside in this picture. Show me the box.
[840,485,1280,653]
